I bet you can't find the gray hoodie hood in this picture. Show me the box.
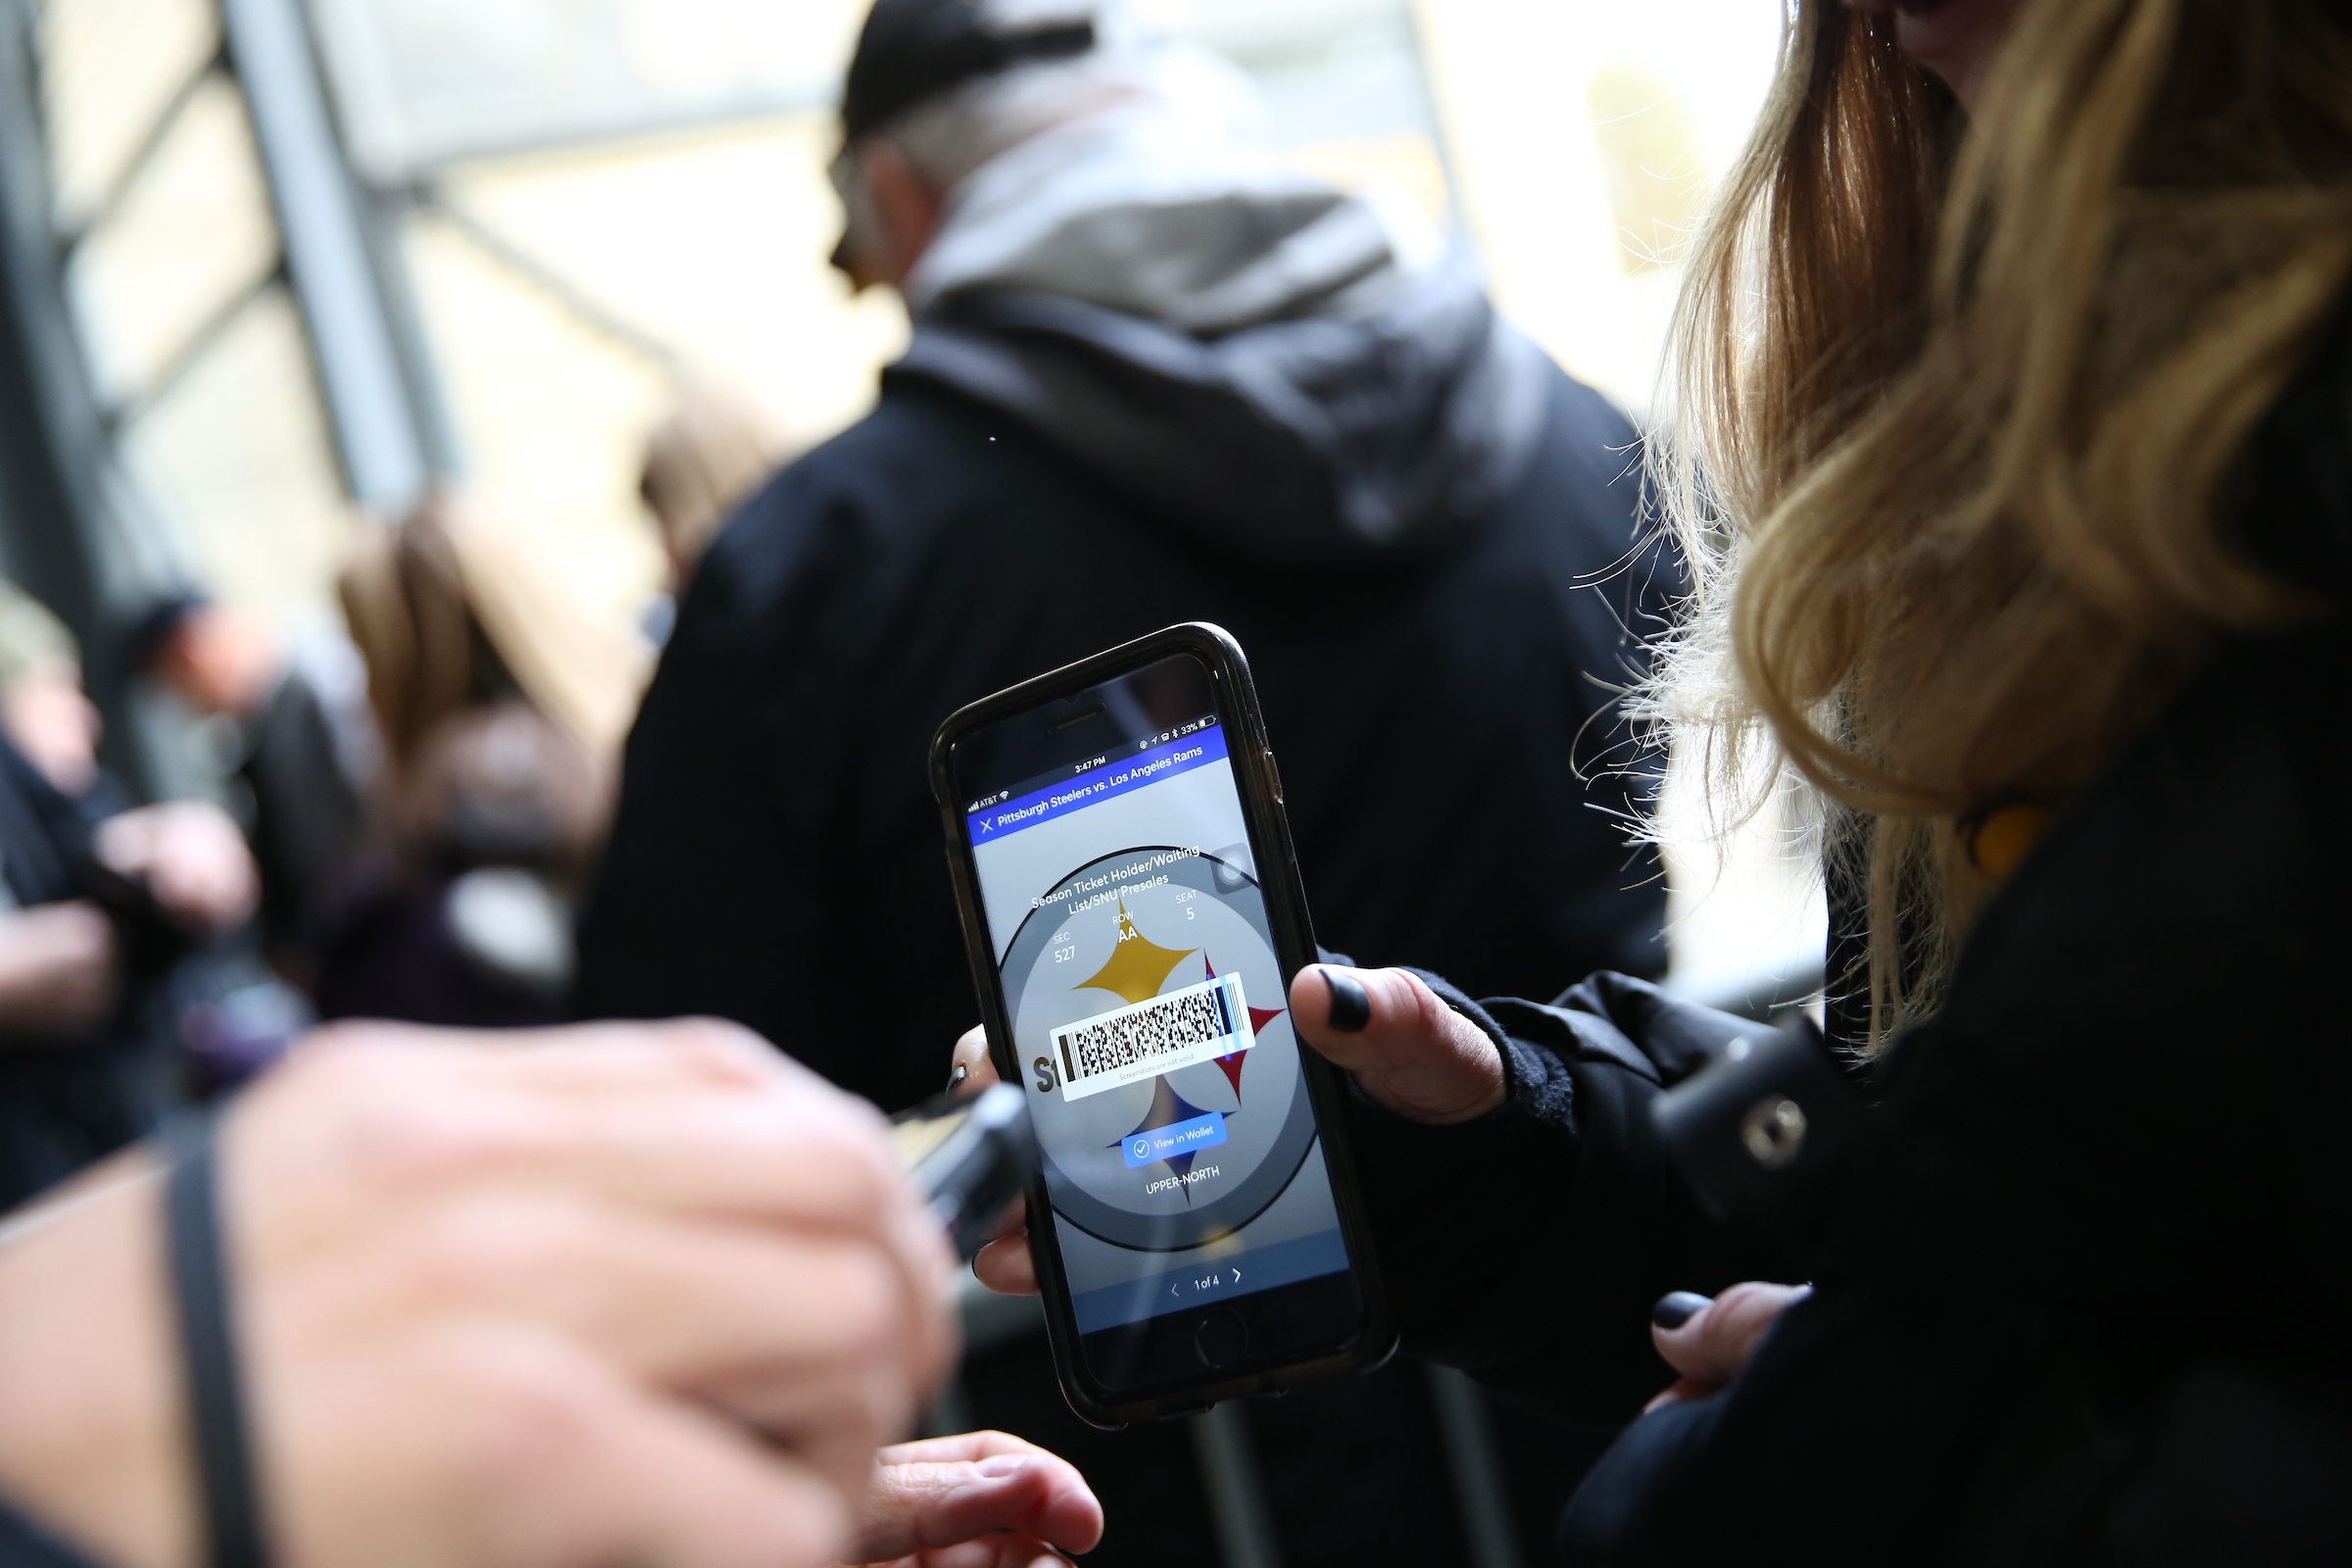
[890,80,1552,558]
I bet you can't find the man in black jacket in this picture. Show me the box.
[574,5,1677,1562]
[578,9,1684,1560]
[577,0,1676,1114]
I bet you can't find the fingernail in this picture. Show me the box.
[975,1455,1027,1479]
[1651,1291,1711,1330]
[946,1061,968,1092]
[1322,967,1371,1032]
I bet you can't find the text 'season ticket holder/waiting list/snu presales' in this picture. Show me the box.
[964,706,1353,1337]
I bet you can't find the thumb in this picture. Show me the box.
[1650,1281,1811,1392]
[947,1027,1001,1098]
[1289,965,1504,1125]
[849,1445,1102,1563]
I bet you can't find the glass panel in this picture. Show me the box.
[38,0,222,230]
[119,285,355,631]
[1133,0,1457,228]
[29,3,351,635]
[401,111,904,620]
[308,0,864,179]
[1587,60,1713,275]
[66,74,279,406]
[1139,0,1407,57]
[402,199,672,626]
[1414,0,1782,412]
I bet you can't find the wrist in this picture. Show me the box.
[0,1158,196,1568]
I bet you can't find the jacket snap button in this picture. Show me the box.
[1740,1096,1808,1170]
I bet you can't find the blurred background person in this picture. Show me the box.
[320,499,648,1028]
[636,378,794,645]
[577,1,1681,1562]
[0,582,103,801]
[0,580,259,1210]
[122,592,376,987]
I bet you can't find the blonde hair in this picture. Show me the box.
[1657,0,2352,1044]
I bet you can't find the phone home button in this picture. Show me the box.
[1194,1309,1247,1370]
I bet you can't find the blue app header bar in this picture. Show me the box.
[967,724,1231,847]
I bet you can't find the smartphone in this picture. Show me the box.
[891,1083,1035,1263]
[930,623,1393,1425]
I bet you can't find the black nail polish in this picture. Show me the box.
[1651,1291,1711,1330]
[1323,968,1371,1032]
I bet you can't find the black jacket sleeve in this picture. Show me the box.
[573,474,871,1077]
[573,431,1022,1112]
[1349,969,1795,1425]
[0,738,93,908]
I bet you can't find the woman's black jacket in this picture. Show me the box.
[1361,350,2352,1560]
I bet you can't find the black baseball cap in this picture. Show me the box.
[839,0,1099,145]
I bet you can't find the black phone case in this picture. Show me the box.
[929,622,1396,1426]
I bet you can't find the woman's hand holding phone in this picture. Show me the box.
[955,962,1506,1298]
[959,966,1811,1423]
[936,628,1396,1415]
[1290,965,1505,1125]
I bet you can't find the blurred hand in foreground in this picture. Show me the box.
[0,1018,984,1568]
[94,801,259,937]
[0,902,122,1039]
[956,962,1504,1298]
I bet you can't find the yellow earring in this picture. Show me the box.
[1959,802,2056,883]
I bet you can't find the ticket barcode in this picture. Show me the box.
[1052,973,1255,1102]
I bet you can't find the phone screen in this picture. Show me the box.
[950,652,1355,1390]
